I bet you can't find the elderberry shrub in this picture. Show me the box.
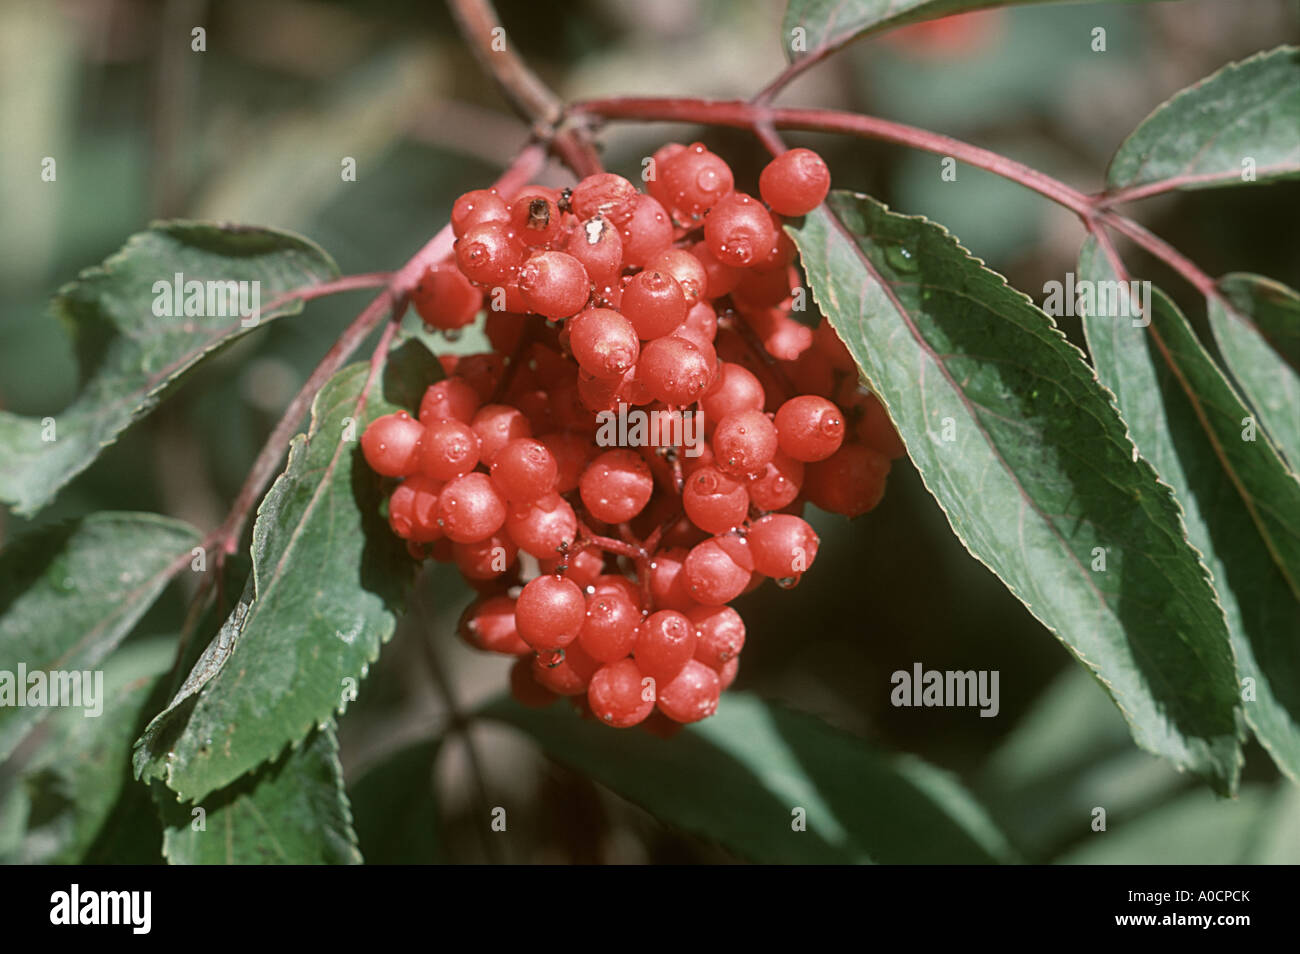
[363,145,904,730]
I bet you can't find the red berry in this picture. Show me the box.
[579,449,654,524]
[517,250,590,319]
[700,361,766,424]
[471,404,532,464]
[362,411,424,477]
[588,658,656,727]
[419,377,481,424]
[565,216,624,287]
[505,491,577,558]
[515,574,587,651]
[532,642,599,696]
[411,265,482,331]
[621,270,688,340]
[857,394,907,459]
[689,240,743,298]
[774,395,845,462]
[638,335,713,406]
[804,443,891,517]
[688,605,746,670]
[569,173,639,225]
[451,189,509,238]
[635,610,696,683]
[717,656,740,690]
[746,449,804,511]
[657,659,721,723]
[646,248,708,307]
[704,192,776,267]
[453,531,518,581]
[579,589,641,663]
[387,475,443,542]
[508,189,565,248]
[455,353,506,400]
[455,220,524,285]
[619,195,673,269]
[660,143,734,222]
[646,547,695,612]
[813,318,855,372]
[435,472,507,543]
[567,307,640,380]
[747,513,819,583]
[682,465,750,535]
[420,418,481,480]
[759,148,831,217]
[459,595,530,654]
[489,437,558,503]
[645,141,686,205]
[539,432,595,493]
[712,409,778,477]
[682,533,754,605]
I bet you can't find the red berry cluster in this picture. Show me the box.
[360,145,905,731]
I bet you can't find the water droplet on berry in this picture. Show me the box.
[775,576,798,589]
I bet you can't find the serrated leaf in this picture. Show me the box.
[789,193,1243,791]
[133,342,431,802]
[1210,273,1300,473]
[1079,242,1300,782]
[486,693,1014,863]
[0,512,199,761]
[1106,46,1300,196]
[0,223,338,517]
[348,740,445,864]
[158,724,361,865]
[11,638,172,864]
[780,1,1158,64]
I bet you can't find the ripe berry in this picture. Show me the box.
[459,595,530,655]
[515,574,587,651]
[682,465,749,535]
[591,572,644,609]
[717,656,740,691]
[388,475,443,542]
[517,251,590,319]
[621,270,687,340]
[646,547,695,612]
[455,220,524,285]
[419,377,481,424]
[660,143,734,222]
[489,437,557,503]
[453,531,517,581]
[813,317,855,372]
[565,217,623,287]
[579,449,654,523]
[683,533,754,605]
[471,404,532,463]
[635,610,696,683]
[689,240,743,298]
[704,192,776,267]
[804,443,891,517]
[532,641,599,695]
[505,491,577,558]
[420,418,481,480]
[579,589,641,662]
[700,362,766,424]
[688,605,746,670]
[646,248,708,307]
[411,265,482,331]
[774,395,845,462]
[638,335,713,406]
[746,449,804,511]
[542,546,605,589]
[567,307,640,380]
[657,660,721,723]
[588,658,655,728]
[435,472,506,543]
[508,190,565,248]
[451,189,509,237]
[712,409,779,477]
[759,148,831,217]
[455,353,506,401]
[857,393,907,459]
[747,513,819,583]
[570,173,639,225]
[539,432,595,493]
[619,195,673,269]
[361,411,424,477]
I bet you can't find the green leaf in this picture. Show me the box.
[0,223,338,517]
[158,724,361,865]
[486,693,1014,864]
[789,194,1243,792]
[1106,46,1300,196]
[780,1,1158,64]
[348,740,445,864]
[1055,783,1300,864]
[1210,273,1300,473]
[133,342,432,802]
[10,638,172,864]
[1079,242,1300,782]
[0,512,199,761]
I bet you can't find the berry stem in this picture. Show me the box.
[575,524,647,561]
